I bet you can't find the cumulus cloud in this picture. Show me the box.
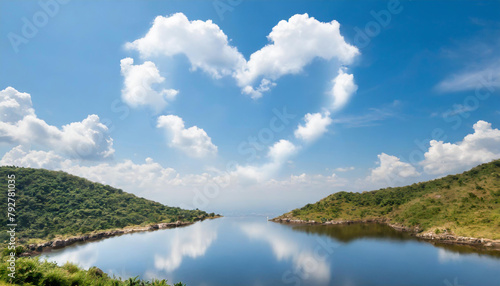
[0,145,71,169]
[126,13,359,99]
[0,146,221,191]
[0,145,341,213]
[157,115,217,158]
[330,68,358,111]
[0,87,34,122]
[236,13,359,97]
[368,153,420,184]
[120,57,178,113]
[232,139,298,182]
[0,87,114,160]
[421,120,500,175]
[292,68,356,144]
[268,139,298,162]
[125,13,246,79]
[0,146,227,209]
[66,158,181,190]
[294,112,332,143]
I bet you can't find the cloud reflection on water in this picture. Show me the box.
[240,222,332,284]
[42,243,99,269]
[154,222,218,272]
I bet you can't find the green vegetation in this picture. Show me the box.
[276,160,500,239]
[0,166,210,245]
[0,255,185,286]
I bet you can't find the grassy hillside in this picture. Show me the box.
[0,166,211,244]
[275,160,500,239]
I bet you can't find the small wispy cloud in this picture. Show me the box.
[436,62,500,93]
[334,166,355,172]
[431,104,475,118]
[436,30,500,93]
[332,101,401,128]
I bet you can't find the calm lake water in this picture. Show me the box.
[41,216,500,286]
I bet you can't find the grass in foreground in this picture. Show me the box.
[276,160,500,239]
[0,253,185,286]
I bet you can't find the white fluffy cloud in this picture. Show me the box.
[236,13,359,97]
[65,158,181,189]
[0,87,34,122]
[294,112,332,143]
[0,146,222,208]
[291,68,356,145]
[0,146,215,191]
[421,120,500,175]
[157,115,217,158]
[126,13,359,99]
[232,139,298,182]
[0,145,71,169]
[0,145,346,213]
[368,153,420,184]
[125,13,246,79]
[291,68,356,144]
[268,139,298,162]
[330,68,358,111]
[120,57,178,113]
[0,87,114,160]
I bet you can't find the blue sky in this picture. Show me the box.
[1,0,499,215]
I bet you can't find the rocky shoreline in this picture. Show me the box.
[23,220,198,256]
[270,217,500,251]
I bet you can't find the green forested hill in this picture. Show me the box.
[275,160,500,239]
[0,166,210,243]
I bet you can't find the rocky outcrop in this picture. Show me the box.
[271,217,500,250]
[25,221,194,254]
[416,232,500,249]
[271,217,391,226]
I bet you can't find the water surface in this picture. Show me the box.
[41,216,500,286]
